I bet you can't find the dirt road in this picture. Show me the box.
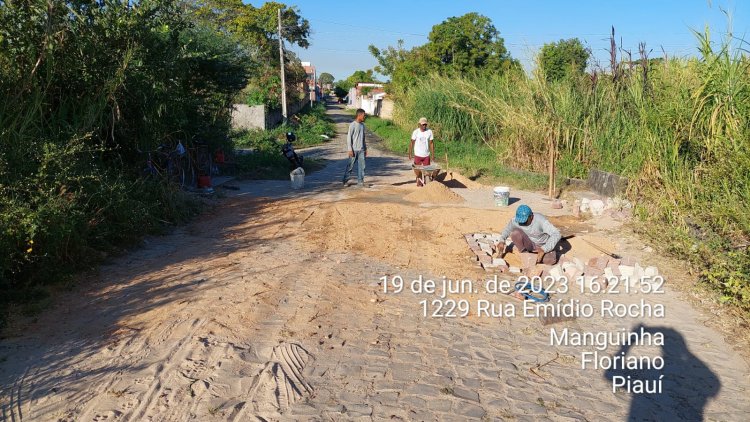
[1,104,749,421]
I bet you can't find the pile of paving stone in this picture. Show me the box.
[465,233,659,288]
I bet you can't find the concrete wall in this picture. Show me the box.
[379,99,394,120]
[231,104,267,131]
[231,99,311,131]
[360,98,377,115]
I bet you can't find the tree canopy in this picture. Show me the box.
[369,13,518,93]
[538,38,590,82]
[318,72,335,86]
[427,13,513,73]
[192,0,311,107]
[193,0,309,53]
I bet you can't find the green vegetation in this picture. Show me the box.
[375,16,750,309]
[319,72,335,86]
[194,0,311,109]
[232,103,333,179]
[334,70,378,96]
[369,13,519,93]
[539,38,591,82]
[366,116,548,191]
[0,0,311,325]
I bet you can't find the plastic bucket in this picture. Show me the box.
[290,167,305,189]
[197,175,212,188]
[493,186,510,207]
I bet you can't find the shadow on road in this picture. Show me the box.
[604,325,720,421]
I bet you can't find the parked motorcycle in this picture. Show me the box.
[281,132,304,168]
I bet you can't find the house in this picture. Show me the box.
[347,83,390,117]
[301,61,321,102]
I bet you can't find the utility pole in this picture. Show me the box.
[277,8,287,123]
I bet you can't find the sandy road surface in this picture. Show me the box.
[1,104,749,421]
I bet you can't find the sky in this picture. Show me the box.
[257,0,748,81]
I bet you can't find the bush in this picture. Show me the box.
[0,0,249,316]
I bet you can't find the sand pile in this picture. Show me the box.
[446,172,483,189]
[435,171,483,189]
[404,181,465,204]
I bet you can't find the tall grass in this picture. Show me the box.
[391,31,750,308]
[366,116,548,190]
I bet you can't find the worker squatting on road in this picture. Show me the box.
[497,204,562,265]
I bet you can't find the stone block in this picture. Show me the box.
[564,266,578,280]
[604,266,620,278]
[620,256,637,266]
[509,266,522,274]
[492,258,507,266]
[573,257,585,271]
[519,252,538,269]
[452,387,480,402]
[580,198,591,212]
[618,265,635,278]
[590,199,606,216]
[588,168,629,196]
[584,265,604,277]
[552,199,563,209]
[525,267,544,277]
[644,266,659,278]
[588,256,609,270]
[561,261,577,273]
[549,265,564,280]
[634,263,645,279]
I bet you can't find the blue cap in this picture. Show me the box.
[515,205,532,224]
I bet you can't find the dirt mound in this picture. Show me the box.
[434,170,483,189]
[444,171,483,189]
[404,181,465,204]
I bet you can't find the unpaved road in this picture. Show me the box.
[1,104,749,421]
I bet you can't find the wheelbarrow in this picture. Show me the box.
[412,164,441,186]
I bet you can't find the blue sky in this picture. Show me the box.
[257,0,748,81]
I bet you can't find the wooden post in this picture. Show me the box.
[548,136,556,198]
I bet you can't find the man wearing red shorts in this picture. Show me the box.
[408,117,435,186]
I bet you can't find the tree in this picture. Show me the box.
[332,70,376,98]
[318,72,334,86]
[333,84,348,98]
[191,0,311,108]
[346,69,377,85]
[427,13,515,74]
[193,0,309,54]
[539,38,590,82]
[369,13,517,93]
[368,40,412,77]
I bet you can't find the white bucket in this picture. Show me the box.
[493,186,510,207]
[290,167,305,189]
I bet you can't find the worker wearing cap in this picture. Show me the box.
[408,117,435,186]
[497,205,561,265]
